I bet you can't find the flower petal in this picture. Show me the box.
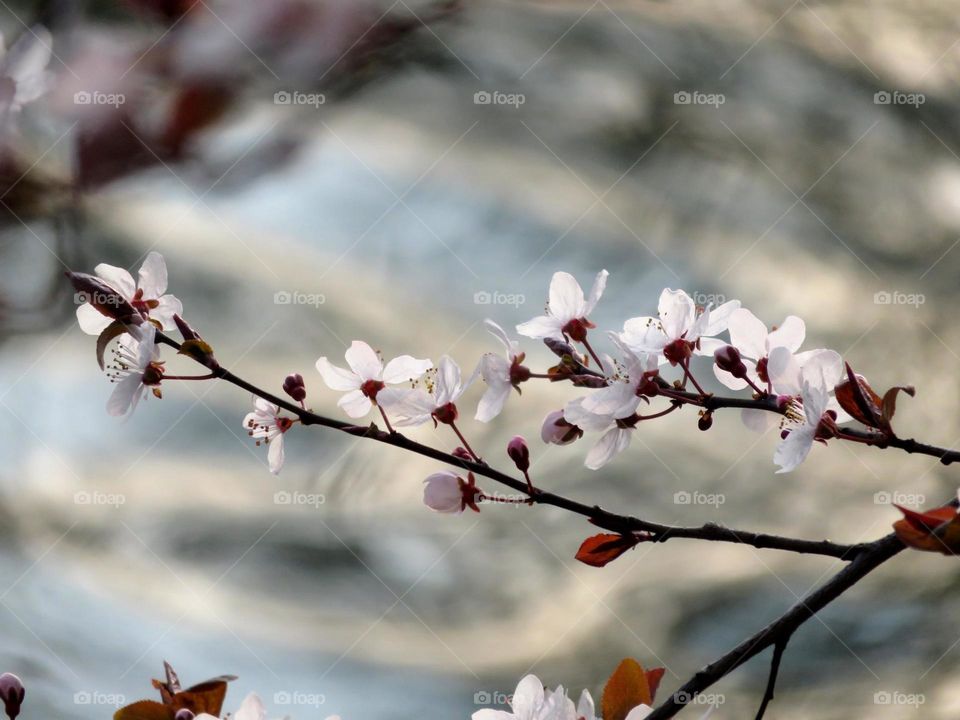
[510,675,546,719]
[423,471,462,513]
[774,425,816,473]
[434,355,461,405]
[337,388,372,418]
[700,299,741,337]
[76,302,112,335]
[233,693,267,720]
[767,315,805,353]
[315,357,360,391]
[741,407,775,432]
[106,373,143,417]
[344,340,383,381]
[267,435,285,475]
[94,263,136,299]
[548,271,585,322]
[150,294,183,330]
[583,269,609,316]
[620,317,668,354]
[714,365,748,391]
[727,308,767,359]
[382,355,432,384]
[476,383,512,423]
[137,251,168,297]
[516,315,563,341]
[585,426,632,469]
[657,289,696,339]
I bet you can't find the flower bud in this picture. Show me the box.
[173,313,200,341]
[432,402,458,425]
[540,410,583,446]
[714,345,748,378]
[174,711,196,720]
[0,673,24,720]
[698,411,713,431]
[173,314,219,369]
[282,372,307,402]
[507,436,530,472]
[452,446,472,461]
[422,471,481,513]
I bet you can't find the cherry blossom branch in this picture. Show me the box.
[152,330,864,560]
[645,532,906,719]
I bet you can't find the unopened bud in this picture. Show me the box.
[698,411,713,431]
[507,436,530,472]
[282,372,307,402]
[452,446,472,461]
[540,410,583,446]
[0,673,24,720]
[174,711,195,720]
[714,345,748,378]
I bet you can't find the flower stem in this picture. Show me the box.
[449,420,481,463]
[580,336,605,370]
[377,404,396,434]
[163,373,218,381]
[682,359,708,395]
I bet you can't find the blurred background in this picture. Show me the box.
[0,0,959,717]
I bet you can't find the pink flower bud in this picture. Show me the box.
[422,471,481,513]
[507,436,530,472]
[174,711,195,720]
[452,446,472,461]
[0,673,24,720]
[714,345,748,378]
[540,410,583,446]
[282,373,307,402]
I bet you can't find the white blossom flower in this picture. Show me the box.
[105,324,163,417]
[384,355,476,427]
[620,289,740,366]
[422,470,481,513]
[472,675,575,720]
[774,363,837,473]
[77,251,183,335]
[476,320,528,423]
[315,340,431,419]
[516,270,608,342]
[243,395,295,474]
[713,309,805,392]
[563,396,634,470]
[540,410,583,445]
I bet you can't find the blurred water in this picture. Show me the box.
[2,1,960,718]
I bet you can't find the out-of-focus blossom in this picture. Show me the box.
[316,340,431,419]
[77,252,183,335]
[0,26,52,120]
[517,270,608,342]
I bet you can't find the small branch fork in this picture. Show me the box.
[150,330,952,718]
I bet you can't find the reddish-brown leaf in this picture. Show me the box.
[893,503,960,555]
[114,701,174,720]
[601,659,664,720]
[881,385,915,427]
[835,363,885,429]
[575,533,642,568]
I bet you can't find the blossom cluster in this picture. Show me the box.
[71,256,857,486]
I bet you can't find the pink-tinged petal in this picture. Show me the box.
[657,289,696,339]
[516,315,563,340]
[484,319,520,359]
[476,382,511,423]
[337,389,372,418]
[767,346,802,395]
[741,407,775,432]
[151,294,183,330]
[434,355,461,405]
[510,675,546,719]
[76,302,112,335]
[315,357,360,391]
[548,271,585,322]
[344,340,383,381]
[714,364,749,391]
[233,693,267,720]
[700,299,741,337]
[106,373,142,417]
[582,269,609,315]
[797,349,843,389]
[774,425,816,473]
[767,315,805,353]
[620,317,669,354]
[137,251,169,297]
[267,436,285,475]
[727,308,767,359]
[382,355,432,384]
[585,426,632,469]
[93,263,136,299]
[423,471,462,513]
[624,705,654,720]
